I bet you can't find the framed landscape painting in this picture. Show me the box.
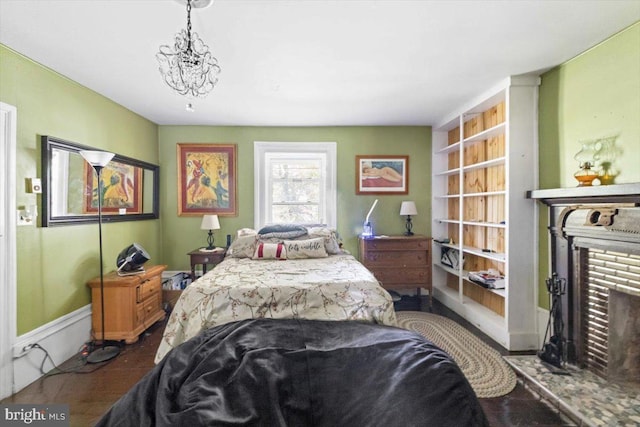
[356,155,409,195]
[177,143,237,216]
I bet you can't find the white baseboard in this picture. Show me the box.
[12,305,91,394]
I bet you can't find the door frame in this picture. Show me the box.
[0,101,18,399]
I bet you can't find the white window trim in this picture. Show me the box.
[254,141,337,230]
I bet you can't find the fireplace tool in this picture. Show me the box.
[538,273,569,372]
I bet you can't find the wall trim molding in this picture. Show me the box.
[12,305,91,393]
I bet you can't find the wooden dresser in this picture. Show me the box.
[87,264,167,344]
[359,235,432,307]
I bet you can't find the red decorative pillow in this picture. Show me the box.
[252,242,287,260]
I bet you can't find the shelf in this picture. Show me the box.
[433,262,458,276]
[435,167,461,177]
[432,285,506,330]
[434,218,460,225]
[433,241,459,250]
[436,141,461,155]
[463,191,505,197]
[462,275,506,297]
[434,194,460,199]
[462,245,505,262]
[462,157,505,172]
[463,122,506,145]
[433,262,509,298]
[461,220,506,228]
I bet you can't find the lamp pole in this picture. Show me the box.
[80,150,120,364]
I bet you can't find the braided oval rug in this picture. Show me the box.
[396,311,517,398]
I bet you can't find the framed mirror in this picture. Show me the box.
[41,135,160,226]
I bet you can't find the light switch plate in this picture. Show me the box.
[26,177,42,193]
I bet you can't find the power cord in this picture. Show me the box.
[28,343,113,377]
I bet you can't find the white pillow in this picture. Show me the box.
[283,238,328,259]
[252,242,287,260]
[306,227,341,254]
[237,228,257,237]
[228,234,258,258]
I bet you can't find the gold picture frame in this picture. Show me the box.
[177,143,237,216]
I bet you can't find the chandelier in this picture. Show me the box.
[156,0,221,98]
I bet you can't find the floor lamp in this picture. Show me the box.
[80,150,121,364]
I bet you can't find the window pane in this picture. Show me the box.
[271,161,320,180]
[272,204,319,224]
[272,180,320,203]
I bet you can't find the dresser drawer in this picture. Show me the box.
[137,276,161,303]
[363,238,428,251]
[362,250,428,266]
[369,267,429,285]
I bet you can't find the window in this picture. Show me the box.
[254,142,336,229]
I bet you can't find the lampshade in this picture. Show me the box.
[79,150,115,167]
[400,201,418,216]
[201,214,220,230]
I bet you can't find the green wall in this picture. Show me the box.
[537,22,640,307]
[0,45,162,334]
[0,44,430,336]
[158,126,431,269]
[2,20,637,334]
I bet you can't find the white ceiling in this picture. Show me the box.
[1,0,639,127]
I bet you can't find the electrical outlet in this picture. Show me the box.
[13,343,37,358]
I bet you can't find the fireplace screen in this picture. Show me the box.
[581,248,640,380]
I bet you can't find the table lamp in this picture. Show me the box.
[400,201,418,236]
[200,214,220,250]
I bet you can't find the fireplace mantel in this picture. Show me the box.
[526,182,640,205]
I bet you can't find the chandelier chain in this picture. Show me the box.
[186,0,192,51]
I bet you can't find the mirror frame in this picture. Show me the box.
[41,135,160,226]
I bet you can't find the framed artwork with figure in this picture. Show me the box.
[177,143,237,216]
[83,160,143,214]
[356,155,409,195]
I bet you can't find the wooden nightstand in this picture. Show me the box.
[86,265,167,344]
[359,235,432,307]
[188,248,226,280]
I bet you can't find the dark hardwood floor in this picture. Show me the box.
[3,298,575,426]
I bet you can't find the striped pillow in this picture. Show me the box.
[252,242,287,260]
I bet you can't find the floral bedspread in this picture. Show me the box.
[155,254,397,363]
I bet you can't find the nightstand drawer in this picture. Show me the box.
[138,277,160,302]
[136,292,162,325]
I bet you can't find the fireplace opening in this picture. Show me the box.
[580,248,640,383]
[563,207,640,385]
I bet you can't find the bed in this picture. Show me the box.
[155,252,397,363]
[98,318,489,426]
